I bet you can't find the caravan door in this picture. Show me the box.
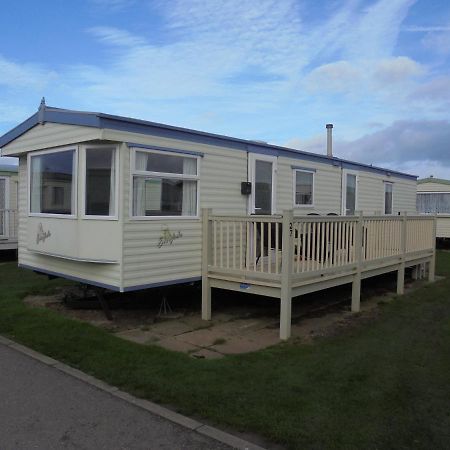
[248,154,277,215]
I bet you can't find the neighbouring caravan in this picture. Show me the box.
[0,102,436,339]
[417,177,450,238]
[0,163,18,251]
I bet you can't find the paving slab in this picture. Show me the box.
[149,320,197,336]
[213,318,276,335]
[179,328,228,347]
[211,335,278,354]
[115,328,162,344]
[191,348,224,359]
[158,336,201,353]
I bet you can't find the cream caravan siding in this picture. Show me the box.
[109,130,248,289]
[17,156,122,289]
[435,216,450,238]
[356,172,416,214]
[277,157,417,215]
[1,123,102,156]
[392,178,417,213]
[9,173,18,210]
[417,181,450,192]
[0,171,18,244]
[277,157,341,214]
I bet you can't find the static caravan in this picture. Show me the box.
[0,102,435,338]
[417,177,450,238]
[0,164,18,251]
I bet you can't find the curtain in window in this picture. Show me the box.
[30,157,42,213]
[133,152,147,215]
[182,158,197,215]
[417,193,450,213]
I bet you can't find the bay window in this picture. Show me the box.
[132,149,199,217]
[30,149,76,215]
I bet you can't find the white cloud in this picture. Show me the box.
[89,0,136,12]
[0,55,57,89]
[422,29,450,55]
[373,56,424,83]
[89,27,147,47]
[404,25,450,32]
[305,61,363,93]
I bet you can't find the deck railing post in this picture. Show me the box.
[280,210,294,340]
[428,215,437,282]
[201,208,212,320]
[397,212,407,295]
[352,212,363,312]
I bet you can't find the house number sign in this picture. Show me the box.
[157,226,183,248]
[36,223,51,244]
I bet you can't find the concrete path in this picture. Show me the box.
[0,342,235,449]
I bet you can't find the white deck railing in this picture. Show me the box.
[202,209,436,340]
[0,209,18,241]
[204,210,436,279]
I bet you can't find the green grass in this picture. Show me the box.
[1,255,450,450]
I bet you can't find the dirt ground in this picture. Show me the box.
[24,270,428,359]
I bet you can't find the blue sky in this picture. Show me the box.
[0,0,449,177]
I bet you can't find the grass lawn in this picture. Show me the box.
[1,255,450,450]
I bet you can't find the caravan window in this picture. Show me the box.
[417,192,450,214]
[30,149,76,215]
[294,169,314,206]
[132,149,199,217]
[85,147,117,217]
[384,182,393,214]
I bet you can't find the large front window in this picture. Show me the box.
[132,149,199,217]
[30,149,75,215]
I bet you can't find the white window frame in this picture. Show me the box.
[0,176,10,239]
[383,181,394,215]
[248,153,277,215]
[81,144,119,221]
[130,147,200,220]
[27,145,78,219]
[293,168,315,208]
[341,169,358,215]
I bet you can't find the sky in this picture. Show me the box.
[0,0,449,178]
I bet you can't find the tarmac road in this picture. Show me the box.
[0,343,230,449]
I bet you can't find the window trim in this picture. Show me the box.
[129,147,200,220]
[383,181,394,215]
[293,168,315,208]
[80,144,119,221]
[27,145,78,219]
[0,175,11,239]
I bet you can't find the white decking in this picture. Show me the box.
[0,209,18,251]
[201,210,436,340]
